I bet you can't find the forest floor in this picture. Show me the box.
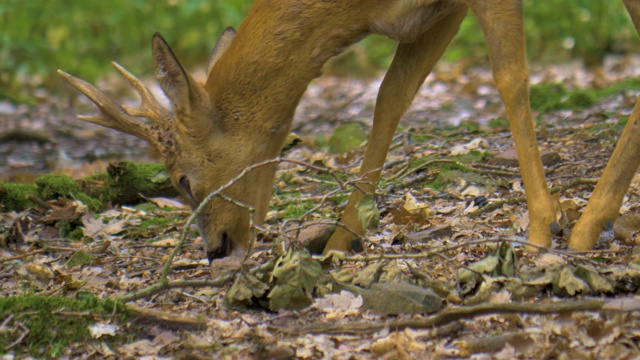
[1,57,640,359]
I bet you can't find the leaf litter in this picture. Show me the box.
[1,57,640,358]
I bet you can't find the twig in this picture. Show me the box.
[315,237,597,264]
[118,259,275,302]
[385,169,441,193]
[0,249,47,263]
[455,332,535,356]
[405,159,518,181]
[5,320,29,350]
[118,158,285,302]
[282,219,367,245]
[469,177,598,217]
[268,299,605,335]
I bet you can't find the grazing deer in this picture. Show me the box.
[59,0,640,262]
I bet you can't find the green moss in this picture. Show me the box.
[0,182,38,211]
[0,295,128,357]
[79,172,115,202]
[328,122,368,154]
[568,90,597,108]
[106,162,177,204]
[33,174,103,212]
[617,116,629,127]
[134,202,161,212]
[530,83,600,114]
[129,216,176,240]
[455,121,481,133]
[313,133,329,150]
[488,117,510,130]
[74,192,103,212]
[35,174,81,199]
[281,201,316,219]
[530,83,567,113]
[329,194,349,207]
[424,177,445,191]
[450,149,491,163]
[66,250,96,267]
[77,162,179,206]
[410,155,481,172]
[55,220,74,238]
[595,78,640,98]
[68,228,85,241]
[531,78,640,115]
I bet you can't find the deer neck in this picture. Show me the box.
[206,2,369,138]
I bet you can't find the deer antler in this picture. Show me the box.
[57,63,174,156]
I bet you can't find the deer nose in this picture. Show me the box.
[206,232,232,263]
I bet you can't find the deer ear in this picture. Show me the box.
[152,33,194,110]
[153,33,215,135]
[206,27,236,77]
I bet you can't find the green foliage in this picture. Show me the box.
[2,0,636,100]
[448,1,633,64]
[1,0,251,99]
[355,194,380,231]
[224,247,322,310]
[268,248,322,310]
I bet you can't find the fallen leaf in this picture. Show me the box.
[355,194,380,231]
[89,323,118,339]
[403,192,434,218]
[140,196,188,209]
[450,138,487,155]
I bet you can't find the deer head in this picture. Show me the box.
[58,29,284,262]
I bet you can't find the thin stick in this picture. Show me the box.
[268,299,605,335]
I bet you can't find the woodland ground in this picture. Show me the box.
[1,58,640,359]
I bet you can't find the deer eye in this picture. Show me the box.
[178,175,197,204]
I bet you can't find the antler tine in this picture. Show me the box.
[111,61,172,124]
[57,69,169,155]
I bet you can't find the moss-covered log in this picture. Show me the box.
[79,162,178,205]
[1,162,179,212]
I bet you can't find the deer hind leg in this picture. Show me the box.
[568,0,640,250]
[469,0,561,249]
[323,6,468,254]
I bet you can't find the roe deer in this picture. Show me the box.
[59,0,640,262]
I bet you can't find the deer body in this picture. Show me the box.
[60,0,640,262]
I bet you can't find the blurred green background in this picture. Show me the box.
[0,0,637,101]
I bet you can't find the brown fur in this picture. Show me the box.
[60,0,640,261]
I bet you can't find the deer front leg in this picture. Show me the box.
[568,0,640,250]
[568,98,640,250]
[324,6,468,254]
[469,0,560,249]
